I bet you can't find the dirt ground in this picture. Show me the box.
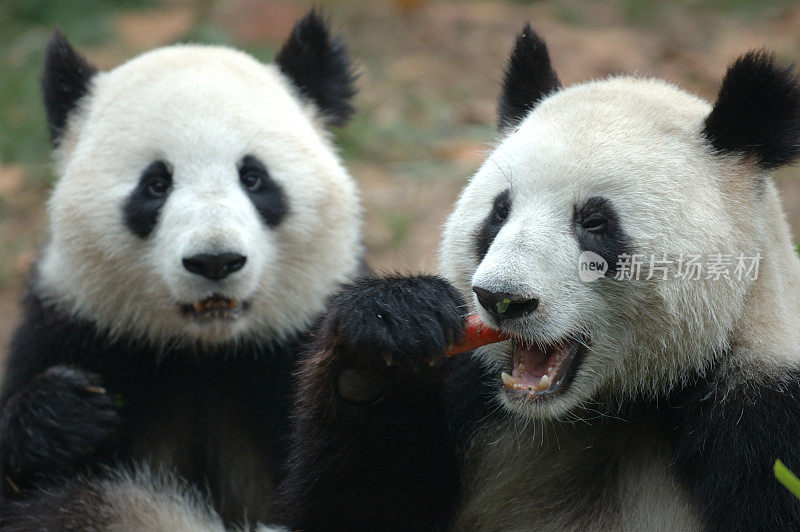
[2,0,800,350]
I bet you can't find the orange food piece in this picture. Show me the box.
[445,315,509,356]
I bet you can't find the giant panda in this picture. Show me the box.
[0,10,361,530]
[279,26,800,530]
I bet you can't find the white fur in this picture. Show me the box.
[36,44,362,346]
[80,468,225,531]
[42,466,288,531]
[440,76,800,420]
[453,416,701,531]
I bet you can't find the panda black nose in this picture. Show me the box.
[182,253,247,281]
[472,286,538,320]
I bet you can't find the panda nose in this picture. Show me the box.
[182,253,247,281]
[472,286,538,320]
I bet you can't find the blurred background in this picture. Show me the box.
[2,0,800,348]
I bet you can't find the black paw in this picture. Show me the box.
[0,365,123,489]
[321,275,467,367]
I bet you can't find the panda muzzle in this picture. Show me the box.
[181,294,247,322]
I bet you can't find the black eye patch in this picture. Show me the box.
[474,189,512,261]
[572,196,630,276]
[238,155,288,227]
[124,160,173,238]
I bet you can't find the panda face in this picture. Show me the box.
[36,42,361,347]
[441,76,764,420]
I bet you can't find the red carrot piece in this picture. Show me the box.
[445,315,510,356]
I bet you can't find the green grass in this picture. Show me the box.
[335,115,443,163]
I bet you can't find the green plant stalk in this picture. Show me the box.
[774,459,800,501]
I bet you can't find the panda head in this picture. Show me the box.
[440,25,800,420]
[36,10,362,347]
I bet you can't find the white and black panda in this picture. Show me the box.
[280,26,800,530]
[0,10,361,530]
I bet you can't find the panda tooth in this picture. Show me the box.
[538,374,550,390]
[501,372,520,388]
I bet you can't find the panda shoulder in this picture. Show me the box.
[666,363,800,529]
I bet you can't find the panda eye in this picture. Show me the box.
[146,178,171,198]
[581,214,608,234]
[494,200,511,222]
[241,172,263,192]
[237,154,288,226]
[142,161,172,199]
[238,155,270,193]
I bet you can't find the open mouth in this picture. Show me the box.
[180,294,249,322]
[500,337,587,398]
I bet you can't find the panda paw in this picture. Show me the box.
[0,365,123,490]
[320,275,467,368]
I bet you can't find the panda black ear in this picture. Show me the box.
[275,9,357,128]
[41,30,97,145]
[703,50,800,169]
[497,24,561,131]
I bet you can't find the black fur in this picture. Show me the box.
[238,155,288,227]
[278,275,465,530]
[123,160,173,238]
[703,50,800,169]
[0,366,122,493]
[572,196,631,276]
[666,367,800,531]
[3,475,115,532]
[275,9,357,127]
[3,476,112,532]
[321,275,467,366]
[41,31,97,145]
[0,290,296,526]
[441,352,505,449]
[473,189,511,261]
[497,24,561,131]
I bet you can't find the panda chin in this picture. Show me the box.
[500,337,587,399]
[179,294,250,324]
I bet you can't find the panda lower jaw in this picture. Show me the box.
[179,294,250,323]
[500,338,586,398]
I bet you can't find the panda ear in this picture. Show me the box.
[41,30,97,145]
[703,50,800,169]
[497,24,561,131]
[275,9,357,128]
